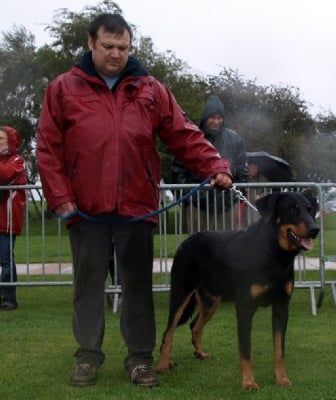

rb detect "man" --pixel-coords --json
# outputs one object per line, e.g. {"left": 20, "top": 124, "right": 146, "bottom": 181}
{"left": 171, "top": 94, "right": 248, "bottom": 232}
{"left": 37, "top": 14, "right": 232, "bottom": 388}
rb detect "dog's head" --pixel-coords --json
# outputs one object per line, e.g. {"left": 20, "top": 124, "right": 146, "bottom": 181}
{"left": 256, "top": 191, "right": 320, "bottom": 252}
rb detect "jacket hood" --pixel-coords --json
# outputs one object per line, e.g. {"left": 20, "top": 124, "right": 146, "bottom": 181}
{"left": 199, "top": 94, "right": 225, "bottom": 131}
{"left": 76, "top": 51, "right": 148, "bottom": 90}
{"left": 0, "top": 125, "right": 22, "bottom": 154}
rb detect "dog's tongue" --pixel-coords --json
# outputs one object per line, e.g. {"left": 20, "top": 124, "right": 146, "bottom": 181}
{"left": 301, "top": 237, "right": 313, "bottom": 250}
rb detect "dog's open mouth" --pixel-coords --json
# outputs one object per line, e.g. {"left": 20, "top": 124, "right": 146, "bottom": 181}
{"left": 287, "top": 230, "right": 313, "bottom": 250}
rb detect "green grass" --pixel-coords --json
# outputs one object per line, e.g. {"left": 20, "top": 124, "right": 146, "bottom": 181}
{"left": 1, "top": 283, "right": 336, "bottom": 399}
{"left": 3, "top": 207, "right": 336, "bottom": 399}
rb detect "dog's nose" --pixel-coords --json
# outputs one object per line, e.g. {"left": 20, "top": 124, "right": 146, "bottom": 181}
{"left": 310, "top": 227, "right": 320, "bottom": 239}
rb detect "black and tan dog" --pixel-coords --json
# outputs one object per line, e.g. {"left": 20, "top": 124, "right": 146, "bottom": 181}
{"left": 156, "top": 191, "right": 319, "bottom": 390}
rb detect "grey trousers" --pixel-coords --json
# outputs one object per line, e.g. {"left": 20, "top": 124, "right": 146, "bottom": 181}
{"left": 69, "top": 219, "right": 155, "bottom": 370}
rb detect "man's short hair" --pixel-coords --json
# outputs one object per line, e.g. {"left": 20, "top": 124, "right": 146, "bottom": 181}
{"left": 89, "top": 13, "right": 132, "bottom": 43}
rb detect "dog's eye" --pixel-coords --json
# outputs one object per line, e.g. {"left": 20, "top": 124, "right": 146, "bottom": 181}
{"left": 290, "top": 206, "right": 299, "bottom": 215}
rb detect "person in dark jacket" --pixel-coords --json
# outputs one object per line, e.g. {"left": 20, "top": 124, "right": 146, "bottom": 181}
{"left": 37, "top": 14, "right": 233, "bottom": 388}
{"left": 171, "top": 94, "right": 248, "bottom": 232}
{"left": 0, "top": 126, "right": 27, "bottom": 311}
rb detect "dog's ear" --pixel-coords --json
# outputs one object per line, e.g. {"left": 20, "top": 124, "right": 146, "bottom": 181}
{"left": 302, "top": 189, "right": 318, "bottom": 219}
{"left": 255, "top": 193, "right": 282, "bottom": 218}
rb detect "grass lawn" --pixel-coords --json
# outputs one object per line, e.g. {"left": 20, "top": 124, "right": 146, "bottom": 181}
{"left": 1, "top": 282, "right": 336, "bottom": 400}
{"left": 2, "top": 206, "right": 336, "bottom": 399}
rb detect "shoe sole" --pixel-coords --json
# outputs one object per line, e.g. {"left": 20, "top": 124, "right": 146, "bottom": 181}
{"left": 0, "top": 306, "right": 18, "bottom": 311}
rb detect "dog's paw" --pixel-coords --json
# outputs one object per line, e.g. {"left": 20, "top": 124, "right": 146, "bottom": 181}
{"left": 156, "top": 359, "right": 176, "bottom": 373}
{"left": 241, "top": 378, "right": 259, "bottom": 390}
{"left": 275, "top": 374, "right": 292, "bottom": 387}
{"left": 193, "top": 350, "right": 212, "bottom": 359}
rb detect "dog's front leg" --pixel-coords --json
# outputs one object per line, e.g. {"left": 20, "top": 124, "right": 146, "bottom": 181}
{"left": 236, "top": 304, "right": 259, "bottom": 390}
{"left": 272, "top": 298, "right": 292, "bottom": 387}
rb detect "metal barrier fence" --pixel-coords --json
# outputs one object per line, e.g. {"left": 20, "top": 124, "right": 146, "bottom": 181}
{"left": 1, "top": 182, "right": 336, "bottom": 315}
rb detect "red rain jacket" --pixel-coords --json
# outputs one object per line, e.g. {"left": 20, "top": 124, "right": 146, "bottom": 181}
{"left": 0, "top": 126, "right": 27, "bottom": 234}
{"left": 37, "top": 53, "right": 232, "bottom": 224}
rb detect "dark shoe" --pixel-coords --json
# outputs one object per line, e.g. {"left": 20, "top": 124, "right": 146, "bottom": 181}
{"left": 130, "top": 364, "right": 159, "bottom": 388}
{"left": 0, "top": 301, "right": 18, "bottom": 311}
{"left": 70, "top": 363, "right": 97, "bottom": 387}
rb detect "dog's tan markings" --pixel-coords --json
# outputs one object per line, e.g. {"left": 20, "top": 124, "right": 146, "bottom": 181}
{"left": 279, "top": 223, "right": 310, "bottom": 251}
{"left": 278, "top": 224, "right": 291, "bottom": 251}
{"left": 240, "top": 357, "right": 259, "bottom": 390}
{"left": 273, "top": 332, "right": 292, "bottom": 386}
{"left": 156, "top": 291, "right": 195, "bottom": 373}
{"left": 192, "top": 294, "right": 221, "bottom": 359}
{"left": 284, "top": 280, "right": 293, "bottom": 296}
{"left": 250, "top": 284, "right": 270, "bottom": 299}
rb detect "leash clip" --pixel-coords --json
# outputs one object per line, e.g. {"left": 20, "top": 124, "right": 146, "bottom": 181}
{"left": 230, "top": 185, "right": 258, "bottom": 212}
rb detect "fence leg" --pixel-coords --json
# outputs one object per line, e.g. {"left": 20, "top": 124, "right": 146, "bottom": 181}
{"left": 309, "top": 286, "right": 317, "bottom": 316}
{"left": 113, "top": 293, "right": 120, "bottom": 314}
{"left": 329, "top": 282, "right": 336, "bottom": 307}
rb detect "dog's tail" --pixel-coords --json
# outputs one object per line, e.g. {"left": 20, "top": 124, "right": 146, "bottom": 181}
{"left": 168, "top": 285, "right": 197, "bottom": 327}
{"left": 168, "top": 247, "right": 199, "bottom": 327}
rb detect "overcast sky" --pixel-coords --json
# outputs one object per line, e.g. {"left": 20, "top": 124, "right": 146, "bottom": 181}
{"left": 2, "top": 0, "right": 336, "bottom": 116}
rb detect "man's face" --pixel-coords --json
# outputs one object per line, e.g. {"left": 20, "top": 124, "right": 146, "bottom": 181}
{"left": 88, "top": 27, "right": 131, "bottom": 77}
{"left": 205, "top": 114, "right": 224, "bottom": 132}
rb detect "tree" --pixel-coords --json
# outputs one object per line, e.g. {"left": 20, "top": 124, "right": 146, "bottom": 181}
{"left": 0, "top": 26, "right": 41, "bottom": 181}
{"left": 305, "top": 112, "right": 336, "bottom": 182}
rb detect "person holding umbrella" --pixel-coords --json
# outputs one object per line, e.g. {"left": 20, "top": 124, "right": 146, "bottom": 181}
{"left": 247, "top": 161, "right": 269, "bottom": 202}
{"left": 246, "top": 151, "right": 294, "bottom": 182}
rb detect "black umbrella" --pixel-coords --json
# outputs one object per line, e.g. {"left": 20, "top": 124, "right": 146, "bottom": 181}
{"left": 246, "top": 151, "right": 294, "bottom": 182}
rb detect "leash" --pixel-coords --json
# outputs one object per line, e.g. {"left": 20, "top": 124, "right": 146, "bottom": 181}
{"left": 230, "top": 185, "right": 259, "bottom": 212}
{"left": 54, "top": 176, "right": 212, "bottom": 223}
{"left": 54, "top": 179, "right": 259, "bottom": 223}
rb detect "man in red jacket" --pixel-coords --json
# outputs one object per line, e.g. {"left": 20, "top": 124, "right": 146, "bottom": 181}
{"left": 37, "top": 13, "right": 232, "bottom": 388}
{"left": 0, "top": 126, "right": 27, "bottom": 311}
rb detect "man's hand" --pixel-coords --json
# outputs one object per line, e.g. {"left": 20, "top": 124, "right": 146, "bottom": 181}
{"left": 55, "top": 202, "right": 77, "bottom": 217}
{"left": 210, "top": 173, "right": 233, "bottom": 190}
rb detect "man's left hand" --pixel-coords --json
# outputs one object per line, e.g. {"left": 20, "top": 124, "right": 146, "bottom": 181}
{"left": 210, "top": 173, "right": 233, "bottom": 190}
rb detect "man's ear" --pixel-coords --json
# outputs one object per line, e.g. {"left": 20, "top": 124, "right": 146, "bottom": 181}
{"left": 88, "top": 35, "right": 93, "bottom": 51}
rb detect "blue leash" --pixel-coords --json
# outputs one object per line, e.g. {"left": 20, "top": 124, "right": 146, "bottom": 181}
{"left": 54, "top": 176, "right": 213, "bottom": 223}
